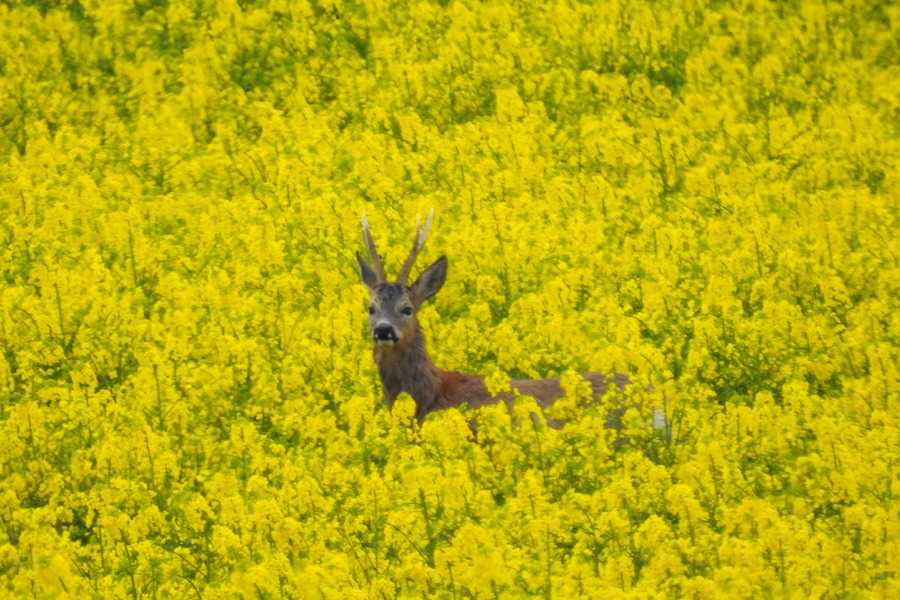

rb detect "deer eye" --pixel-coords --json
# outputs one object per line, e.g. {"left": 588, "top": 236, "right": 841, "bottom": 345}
{"left": 401, "top": 307, "right": 413, "bottom": 316}
{"left": 367, "top": 306, "right": 375, "bottom": 315}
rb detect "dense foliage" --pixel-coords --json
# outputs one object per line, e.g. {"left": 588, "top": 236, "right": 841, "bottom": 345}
{"left": 1, "top": 0, "right": 898, "bottom": 597}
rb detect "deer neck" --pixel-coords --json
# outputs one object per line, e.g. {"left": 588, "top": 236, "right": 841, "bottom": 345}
{"left": 373, "top": 328, "right": 441, "bottom": 415}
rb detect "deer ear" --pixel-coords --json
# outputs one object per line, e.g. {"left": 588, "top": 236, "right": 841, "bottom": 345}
{"left": 357, "top": 252, "right": 379, "bottom": 291}
{"left": 411, "top": 256, "right": 447, "bottom": 302}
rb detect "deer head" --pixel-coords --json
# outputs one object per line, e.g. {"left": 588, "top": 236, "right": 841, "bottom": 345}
{"left": 356, "top": 208, "right": 447, "bottom": 349}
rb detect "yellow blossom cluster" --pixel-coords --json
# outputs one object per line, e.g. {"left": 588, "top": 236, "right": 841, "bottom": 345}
{"left": 1, "top": 0, "right": 899, "bottom": 597}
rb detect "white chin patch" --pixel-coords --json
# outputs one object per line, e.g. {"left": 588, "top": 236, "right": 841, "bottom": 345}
{"left": 375, "top": 339, "right": 396, "bottom": 346}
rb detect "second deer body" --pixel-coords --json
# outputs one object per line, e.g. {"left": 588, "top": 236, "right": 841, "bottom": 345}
{"left": 357, "top": 209, "right": 632, "bottom": 426}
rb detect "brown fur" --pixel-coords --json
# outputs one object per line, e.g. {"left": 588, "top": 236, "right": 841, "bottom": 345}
{"left": 373, "top": 327, "right": 628, "bottom": 425}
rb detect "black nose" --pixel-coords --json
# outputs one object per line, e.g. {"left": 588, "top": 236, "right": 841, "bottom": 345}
{"left": 373, "top": 324, "right": 396, "bottom": 341}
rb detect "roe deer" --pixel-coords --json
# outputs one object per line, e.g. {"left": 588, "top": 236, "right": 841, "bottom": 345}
{"left": 356, "top": 208, "right": 654, "bottom": 430}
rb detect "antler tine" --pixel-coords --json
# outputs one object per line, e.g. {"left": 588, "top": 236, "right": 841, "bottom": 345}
{"left": 397, "top": 208, "right": 434, "bottom": 284}
{"left": 361, "top": 211, "right": 387, "bottom": 283}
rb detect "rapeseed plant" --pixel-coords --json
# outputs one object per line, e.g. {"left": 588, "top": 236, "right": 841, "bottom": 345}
{"left": 0, "top": 0, "right": 898, "bottom": 597}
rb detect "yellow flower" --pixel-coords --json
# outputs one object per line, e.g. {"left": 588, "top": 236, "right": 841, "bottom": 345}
{"left": 0, "top": 0, "right": 897, "bottom": 596}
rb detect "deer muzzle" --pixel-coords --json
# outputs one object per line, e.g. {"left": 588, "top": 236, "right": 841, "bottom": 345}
{"left": 373, "top": 323, "right": 398, "bottom": 345}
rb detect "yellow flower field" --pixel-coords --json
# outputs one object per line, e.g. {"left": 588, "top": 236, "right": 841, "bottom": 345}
{"left": 1, "top": 0, "right": 898, "bottom": 597}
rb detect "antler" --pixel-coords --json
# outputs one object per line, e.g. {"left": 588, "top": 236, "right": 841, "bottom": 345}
{"left": 397, "top": 208, "right": 434, "bottom": 284}
{"left": 361, "top": 211, "right": 387, "bottom": 283}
